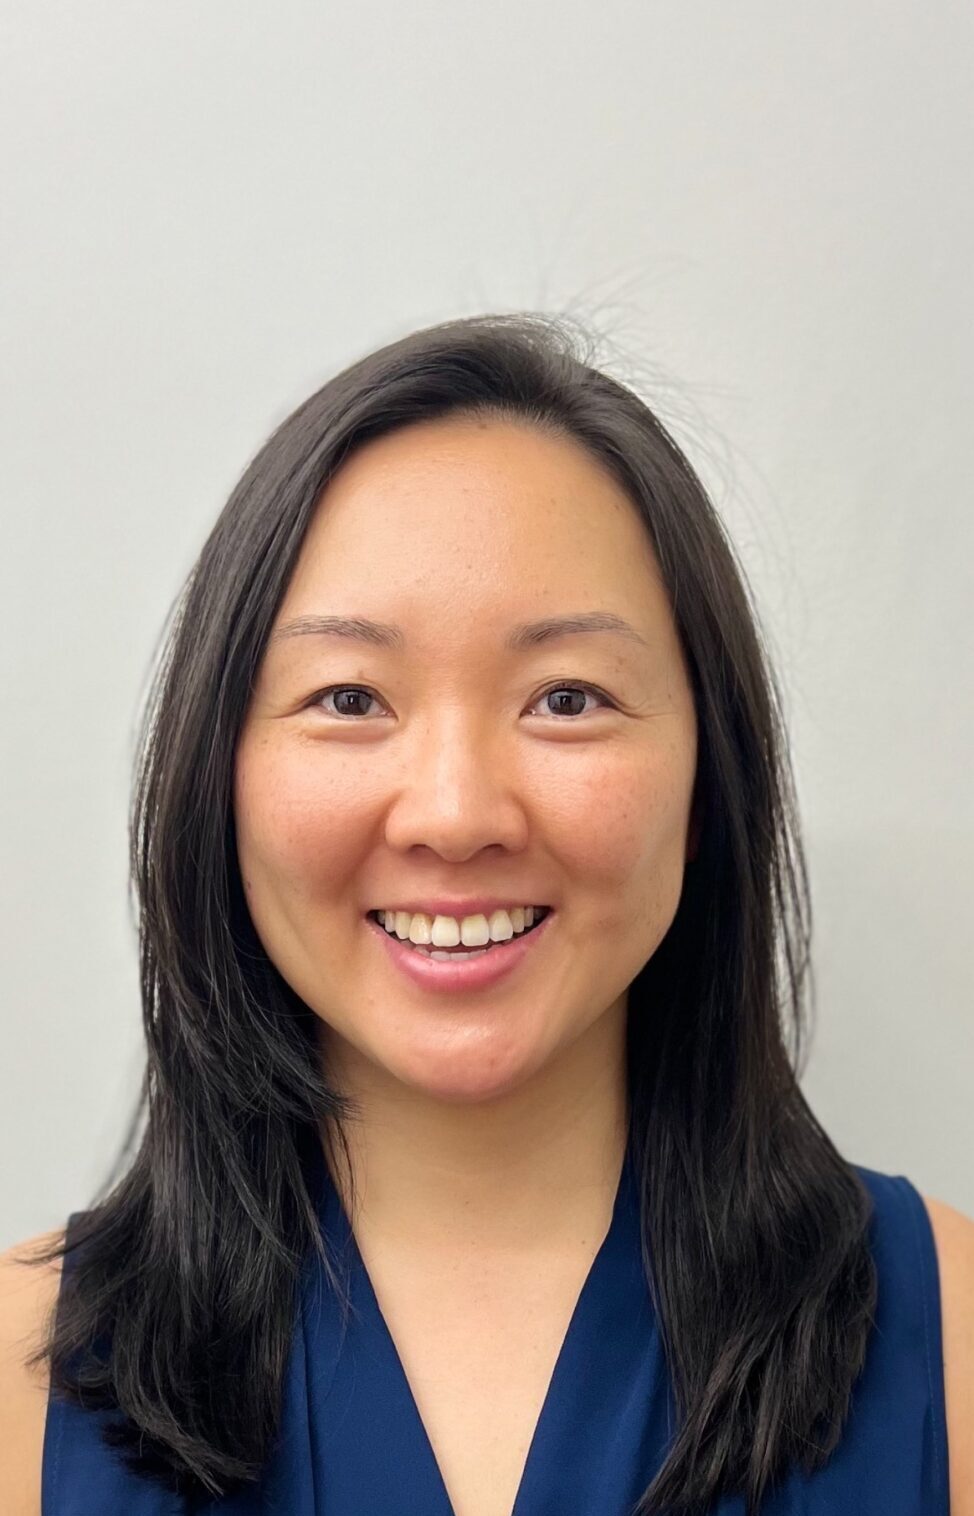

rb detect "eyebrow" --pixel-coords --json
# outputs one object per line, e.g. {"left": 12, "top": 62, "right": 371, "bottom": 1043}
{"left": 269, "top": 610, "right": 651, "bottom": 653}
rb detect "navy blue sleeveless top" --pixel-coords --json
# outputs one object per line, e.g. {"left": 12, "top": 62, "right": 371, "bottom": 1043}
{"left": 42, "top": 1146, "right": 949, "bottom": 1514}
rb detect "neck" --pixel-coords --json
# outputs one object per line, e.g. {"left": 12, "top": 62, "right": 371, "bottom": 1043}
{"left": 317, "top": 998, "right": 630, "bottom": 1256}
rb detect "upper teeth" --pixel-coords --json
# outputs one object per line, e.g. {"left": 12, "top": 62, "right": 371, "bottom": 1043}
{"left": 375, "top": 906, "right": 545, "bottom": 948}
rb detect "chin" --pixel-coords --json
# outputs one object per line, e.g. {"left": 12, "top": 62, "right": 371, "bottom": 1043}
{"left": 386, "top": 1033, "right": 550, "bottom": 1106}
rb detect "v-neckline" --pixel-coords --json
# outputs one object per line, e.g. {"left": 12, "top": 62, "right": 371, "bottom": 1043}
{"left": 324, "top": 1146, "right": 637, "bottom": 1516}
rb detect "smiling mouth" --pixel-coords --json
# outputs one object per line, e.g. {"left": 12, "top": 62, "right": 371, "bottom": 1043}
{"left": 366, "top": 908, "right": 553, "bottom": 954}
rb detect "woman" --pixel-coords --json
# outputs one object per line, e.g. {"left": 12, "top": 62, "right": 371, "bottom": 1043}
{"left": 1, "top": 312, "right": 970, "bottom": 1516}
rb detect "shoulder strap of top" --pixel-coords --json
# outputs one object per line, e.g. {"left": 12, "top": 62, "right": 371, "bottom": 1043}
{"left": 42, "top": 1209, "right": 74, "bottom": 1511}
{"left": 42, "top": 1212, "right": 179, "bottom": 1515}
{"left": 852, "top": 1164, "right": 950, "bottom": 1511}
{"left": 43, "top": 1210, "right": 90, "bottom": 1514}
{"left": 896, "top": 1171, "right": 951, "bottom": 1498}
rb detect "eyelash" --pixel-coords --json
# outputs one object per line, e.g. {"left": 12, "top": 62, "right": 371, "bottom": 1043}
{"left": 307, "top": 681, "right": 614, "bottom": 720}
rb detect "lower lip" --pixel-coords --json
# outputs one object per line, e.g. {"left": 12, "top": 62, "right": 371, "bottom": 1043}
{"left": 365, "top": 910, "right": 555, "bottom": 993}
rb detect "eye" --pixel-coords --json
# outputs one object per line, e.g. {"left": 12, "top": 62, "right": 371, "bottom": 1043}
{"left": 307, "top": 681, "right": 614, "bottom": 720}
{"left": 310, "top": 686, "right": 386, "bottom": 718}
{"left": 529, "top": 682, "right": 614, "bottom": 718}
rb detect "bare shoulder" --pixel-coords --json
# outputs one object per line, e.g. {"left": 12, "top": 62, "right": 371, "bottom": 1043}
{"left": 0, "top": 1229, "right": 67, "bottom": 1516}
{"left": 921, "top": 1193, "right": 974, "bottom": 1516}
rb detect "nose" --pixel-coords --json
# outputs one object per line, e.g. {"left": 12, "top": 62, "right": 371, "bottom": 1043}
{"left": 380, "top": 709, "right": 530, "bottom": 862}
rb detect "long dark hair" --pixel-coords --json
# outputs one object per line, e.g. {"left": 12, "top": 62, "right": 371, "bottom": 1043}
{"left": 21, "top": 312, "right": 876, "bottom": 1515}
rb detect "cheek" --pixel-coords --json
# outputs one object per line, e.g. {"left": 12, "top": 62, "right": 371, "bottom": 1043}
{"left": 233, "top": 743, "right": 354, "bottom": 910}
{"left": 545, "top": 744, "right": 692, "bottom": 930}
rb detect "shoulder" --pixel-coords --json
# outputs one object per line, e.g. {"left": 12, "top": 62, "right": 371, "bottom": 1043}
{"left": 920, "top": 1192, "right": 974, "bottom": 1516}
{"left": 0, "top": 1229, "right": 67, "bottom": 1516}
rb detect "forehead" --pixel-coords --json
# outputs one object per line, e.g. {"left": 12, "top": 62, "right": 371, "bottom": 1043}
{"left": 313, "top": 415, "right": 637, "bottom": 538}
{"left": 276, "top": 416, "right": 672, "bottom": 644}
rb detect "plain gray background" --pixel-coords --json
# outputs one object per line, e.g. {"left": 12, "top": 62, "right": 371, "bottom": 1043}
{"left": 1, "top": 1, "right": 971, "bottom": 1249}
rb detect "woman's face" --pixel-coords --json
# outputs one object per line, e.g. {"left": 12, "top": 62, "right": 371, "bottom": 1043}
{"left": 233, "top": 416, "right": 698, "bottom": 1104}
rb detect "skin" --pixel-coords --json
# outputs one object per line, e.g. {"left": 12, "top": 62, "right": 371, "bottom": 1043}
{"left": 232, "top": 414, "right": 701, "bottom": 1257}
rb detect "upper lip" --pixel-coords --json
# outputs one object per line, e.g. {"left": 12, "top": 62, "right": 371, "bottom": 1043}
{"left": 369, "top": 898, "right": 551, "bottom": 919}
